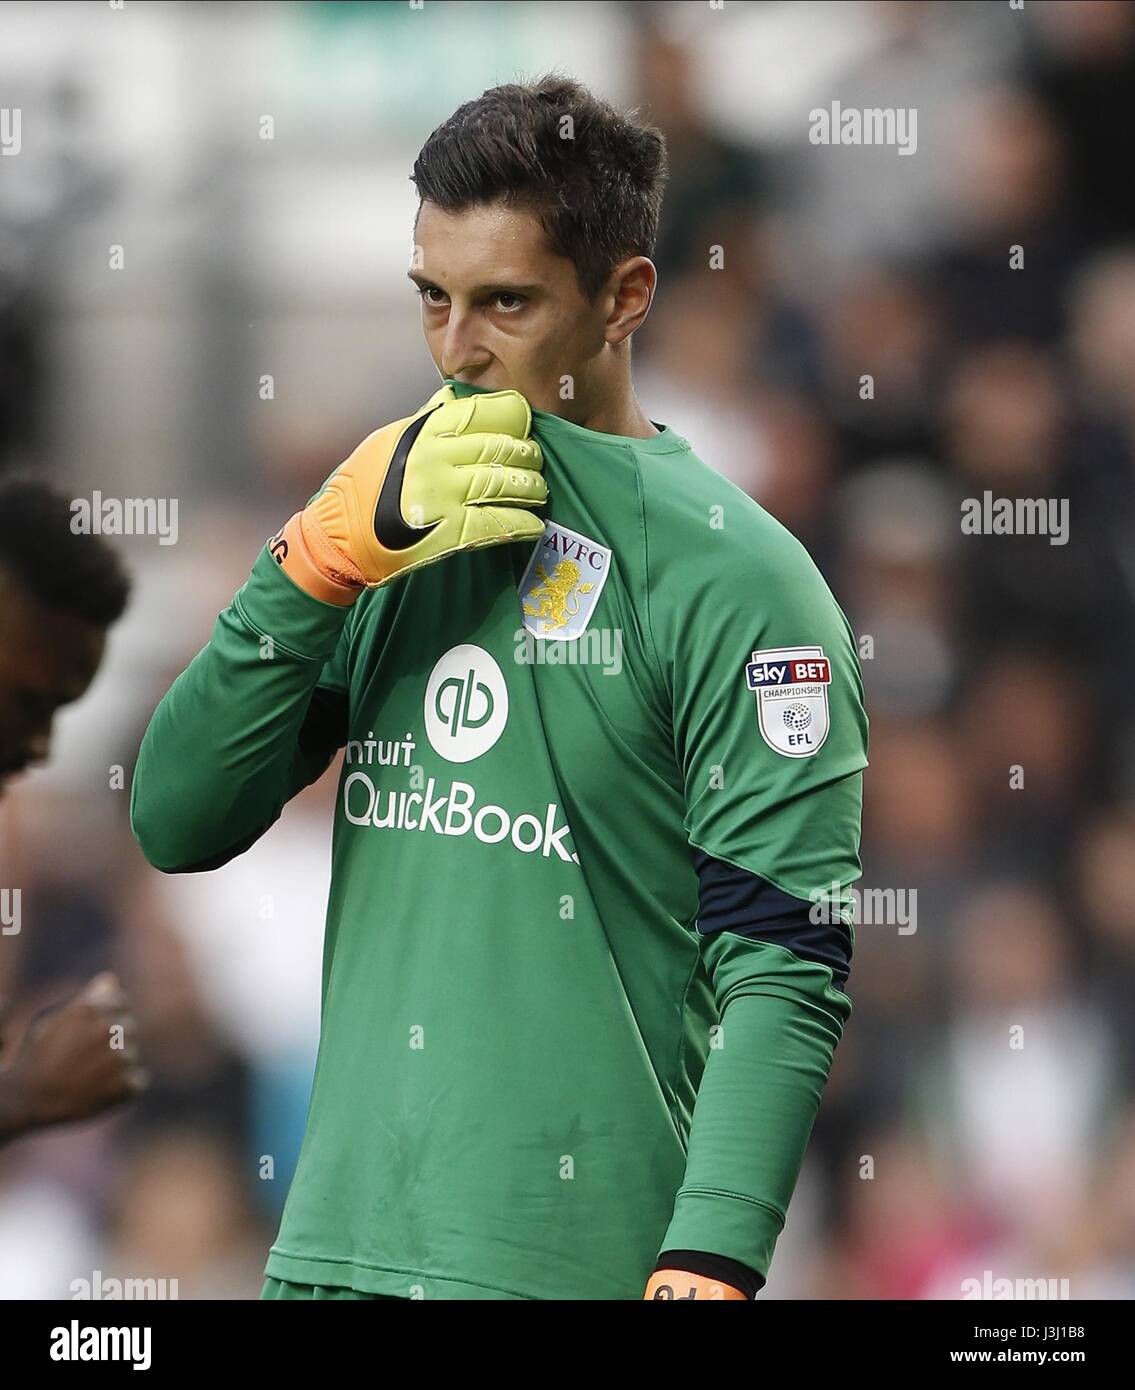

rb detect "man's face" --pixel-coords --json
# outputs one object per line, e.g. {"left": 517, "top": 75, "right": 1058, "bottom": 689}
{"left": 0, "top": 578, "right": 105, "bottom": 794}
{"left": 410, "top": 200, "right": 612, "bottom": 415}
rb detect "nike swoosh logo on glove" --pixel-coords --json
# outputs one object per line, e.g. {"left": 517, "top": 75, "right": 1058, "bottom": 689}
{"left": 373, "top": 406, "right": 443, "bottom": 550}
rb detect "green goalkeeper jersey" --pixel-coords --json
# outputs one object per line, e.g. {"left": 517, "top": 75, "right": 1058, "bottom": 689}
{"left": 131, "top": 381, "right": 868, "bottom": 1300}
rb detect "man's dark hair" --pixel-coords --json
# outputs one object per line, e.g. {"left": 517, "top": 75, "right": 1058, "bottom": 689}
{"left": 0, "top": 476, "right": 131, "bottom": 627}
{"left": 411, "top": 74, "right": 668, "bottom": 301}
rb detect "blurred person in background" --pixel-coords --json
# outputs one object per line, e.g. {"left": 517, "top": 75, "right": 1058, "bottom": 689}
{"left": 113, "top": 841, "right": 324, "bottom": 1230}
{"left": 1026, "top": 0, "right": 1135, "bottom": 248}
{"left": 815, "top": 270, "right": 944, "bottom": 471}
{"left": 100, "top": 1128, "right": 269, "bottom": 1300}
{"left": 632, "top": 20, "right": 768, "bottom": 288}
{"left": 1074, "top": 1107, "right": 1135, "bottom": 1297}
{"left": 958, "top": 649, "right": 1099, "bottom": 876}
{"left": 933, "top": 88, "right": 1079, "bottom": 347}
{"left": 787, "top": 0, "right": 1018, "bottom": 273}
{"left": 1066, "top": 250, "right": 1135, "bottom": 701}
{"left": 943, "top": 343, "right": 1130, "bottom": 677}
{"left": 915, "top": 883, "right": 1118, "bottom": 1279}
{"left": 831, "top": 1125, "right": 990, "bottom": 1300}
{"left": 0, "top": 478, "right": 146, "bottom": 1147}
{"left": 1076, "top": 812, "right": 1135, "bottom": 1092}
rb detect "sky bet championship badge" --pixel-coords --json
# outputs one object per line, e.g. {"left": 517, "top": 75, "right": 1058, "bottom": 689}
{"left": 746, "top": 646, "right": 831, "bottom": 757}
{"left": 518, "top": 521, "right": 612, "bottom": 640}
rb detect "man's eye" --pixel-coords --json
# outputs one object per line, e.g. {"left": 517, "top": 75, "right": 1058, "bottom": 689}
{"left": 418, "top": 286, "right": 447, "bottom": 307}
{"left": 493, "top": 292, "right": 525, "bottom": 312}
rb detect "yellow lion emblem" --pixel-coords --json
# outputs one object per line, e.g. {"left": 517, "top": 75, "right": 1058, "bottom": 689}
{"left": 522, "top": 559, "right": 594, "bottom": 633}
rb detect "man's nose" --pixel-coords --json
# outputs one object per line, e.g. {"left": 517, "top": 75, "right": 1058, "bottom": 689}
{"left": 440, "top": 308, "right": 490, "bottom": 379}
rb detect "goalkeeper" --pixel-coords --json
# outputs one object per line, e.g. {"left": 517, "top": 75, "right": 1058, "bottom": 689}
{"left": 132, "top": 76, "right": 867, "bottom": 1301}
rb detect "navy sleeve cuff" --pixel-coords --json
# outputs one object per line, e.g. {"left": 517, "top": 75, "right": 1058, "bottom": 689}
{"left": 691, "top": 847, "right": 852, "bottom": 987}
{"left": 654, "top": 1249, "right": 765, "bottom": 1299}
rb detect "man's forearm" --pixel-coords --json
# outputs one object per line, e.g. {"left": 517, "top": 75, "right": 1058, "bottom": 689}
{"left": 659, "top": 934, "right": 851, "bottom": 1282}
{"left": 131, "top": 546, "right": 351, "bottom": 872}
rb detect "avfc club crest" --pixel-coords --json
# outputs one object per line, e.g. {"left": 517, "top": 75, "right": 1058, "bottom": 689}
{"left": 518, "top": 521, "right": 612, "bottom": 640}
{"left": 745, "top": 646, "right": 832, "bottom": 757}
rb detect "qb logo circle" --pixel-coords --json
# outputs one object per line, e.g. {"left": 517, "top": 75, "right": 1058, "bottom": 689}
{"left": 424, "top": 644, "right": 508, "bottom": 763}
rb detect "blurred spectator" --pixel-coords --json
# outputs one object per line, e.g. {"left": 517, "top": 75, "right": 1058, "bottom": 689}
{"left": 633, "top": 21, "right": 769, "bottom": 286}
{"left": 837, "top": 1126, "right": 990, "bottom": 1300}
{"left": 1027, "top": 0, "right": 1135, "bottom": 247}
{"left": 933, "top": 88, "right": 1081, "bottom": 346}
{"left": 815, "top": 267, "right": 944, "bottom": 470}
{"left": 1076, "top": 812, "right": 1135, "bottom": 1091}
{"left": 103, "top": 1128, "right": 269, "bottom": 1299}
{"left": 918, "top": 884, "right": 1116, "bottom": 1241}
{"left": 958, "top": 650, "right": 1099, "bottom": 875}
{"left": 836, "top": 462, "right": 960, "bottom": 717}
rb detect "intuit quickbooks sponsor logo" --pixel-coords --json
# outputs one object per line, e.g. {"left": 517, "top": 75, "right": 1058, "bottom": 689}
{"left": 343, "top": 773, "right": 579, "bottom": 865}
{"left": 424, "top": 644, "right": 508, "bottom": 762}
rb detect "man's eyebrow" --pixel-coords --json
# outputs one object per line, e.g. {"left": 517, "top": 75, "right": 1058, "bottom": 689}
{"left": 406, "top": 271, "right": 542, "bottom": 295}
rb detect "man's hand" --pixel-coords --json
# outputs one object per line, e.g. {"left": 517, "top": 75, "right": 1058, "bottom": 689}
{"left": 644, "top": 1269, "right": 749, "bottom": 1299}
{"left": 270, "top": 384, "right": 547, "bottom": 604}
{"left": 0, "top": 973, "right": 148, "bottom": 1143}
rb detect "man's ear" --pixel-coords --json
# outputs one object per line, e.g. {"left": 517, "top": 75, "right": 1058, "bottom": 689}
{"left": 605, "top": 256, "right": 657, "bottom": 346}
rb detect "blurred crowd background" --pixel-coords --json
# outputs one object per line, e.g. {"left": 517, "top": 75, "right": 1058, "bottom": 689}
{"left": 2, "top": 0, "right": 1134, "bottom": 1299}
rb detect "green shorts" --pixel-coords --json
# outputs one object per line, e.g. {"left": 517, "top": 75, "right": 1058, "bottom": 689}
{"left": 261, "top": 1276, "right": 403, "bottom": 1301}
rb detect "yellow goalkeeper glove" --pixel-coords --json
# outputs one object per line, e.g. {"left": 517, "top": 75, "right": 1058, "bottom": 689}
{"left": 269, "top": 384, "right": 547, "bottom": 603}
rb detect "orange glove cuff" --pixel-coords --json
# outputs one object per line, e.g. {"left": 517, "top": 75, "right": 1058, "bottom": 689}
{"left": 268, "top": 512, "right": 362, "bottom": 607}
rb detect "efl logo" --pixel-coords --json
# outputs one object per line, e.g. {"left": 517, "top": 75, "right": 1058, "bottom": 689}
{"left": 746, "top": 645, "right": 831, "bottom": 757}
